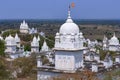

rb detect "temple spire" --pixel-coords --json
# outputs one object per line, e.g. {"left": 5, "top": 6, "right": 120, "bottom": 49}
{"left": 68, "top": 5, "right": 71, "bottom": 19}
{"left": 66, "top": 5, "right": 73, "bottom": 23}
{"left": 113, "top": 32, "right": 116, "bottom": 37}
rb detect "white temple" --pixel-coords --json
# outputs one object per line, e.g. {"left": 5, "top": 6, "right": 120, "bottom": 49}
{"left": 103, "top": 33, "right": 120, "bottom": 51}
{"left": 54, "top": 8, "right": 85, "bottom": 71}
{"left": 20, "top": 20, "right": 38, "bottom": 34}
{"left": 41, "top": 40, "right": 49, "bottom": 52}
{"left": 15, "top": 33, "right": 20, "bottom": 48}
{"left": 54, "top": 10, "right": 84, "bottom": 49}
{"left": 109, "top": 33, "right": 120, "bottom": 51}
{"left": 31, "top": 36, "right": 39, "bottom": 53}
{"left": 5, "top": 34, "right": 16, "bottom": 53}
{"left": 20, "top": 20, "right": 29, "bottom": 34}
{"left": 4, "top": 34, "right": 26, "bottom": 59}
{"left": 29, "top": 27, "right": 38, "bottom": 34}
{"left": 103, "top": 35, "right": 109, "bottom": 50}
{"left": 35, "top": 6, "right": 120, "bottom": 80}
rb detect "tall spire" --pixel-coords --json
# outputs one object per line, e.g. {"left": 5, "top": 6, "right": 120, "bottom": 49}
{"left": 68, "top": 5, "right": 71, "bottom": 19}
{"left": 66, "top": 5, "right": 73, "bottom": 23}
{"left": 113, "top": 32, "right": 116, "bottom": 37}
{"left": 23, "top": 20, "right": 25, "bottom": 24}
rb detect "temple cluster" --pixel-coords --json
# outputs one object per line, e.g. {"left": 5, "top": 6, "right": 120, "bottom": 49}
{"left": 103, "top": 33, "right": 120, "bottom": 51}
{"left": 0, "top": 21, "right": 49, "bottom": 59}
{"left": 36, "top": 9, "right": 120, "bottom": 80}
{"left": 20, "top": 20, "right": 38, "bottom": 34}
{"left": 0, "top": 7, "right": 120, "bottom": 80}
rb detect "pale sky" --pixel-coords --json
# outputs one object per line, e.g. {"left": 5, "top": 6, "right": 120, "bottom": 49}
{"left": 0, "top": 0, "right": 120, "bottom": 19}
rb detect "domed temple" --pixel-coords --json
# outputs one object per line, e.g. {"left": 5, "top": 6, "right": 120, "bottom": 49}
{"left": 54, "top": 9, "right": 84, "bottom": 49}
{"left": 20, "top": 20, "right": 38, "bottom": 34}
{"left": 31, "top": 36, "right": 39, "bottom": 53}
{"left": 37, "top": 7, "right": 120, "bottom": 80}
{"left": 102, "top": 33, "right": 120, "bottom": 51}
{"left": 4, "top": 34, "right": 25, "bottom": 59}
{"left": 5, "top": 34, "right": 17, "bottom": 53}
{"left": 109, "top": 33, "right": 120, "bottom": 51}
{"left": 53, "top": 8, "right": 85, "bottom": 71}
{"left": 20, "top": 20, "right": 29, "bottom": 34}
{"left": 0, "top": 4, "right": 119, "bottom": 80}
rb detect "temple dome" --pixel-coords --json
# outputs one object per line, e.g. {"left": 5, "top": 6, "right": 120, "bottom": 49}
{"left": 5, "top": 35, "right": 16, "bottom": 45}
{"left": 109, "top": 33, "right": 119, "bottom": 45}
{"left": 59, "top": 10, "right": 79, "bottom": 34}
{"left": 5, "top": 35, "right": 14, "bottom": 41}
{"left": 60, "top": 23, "right": 79, "bottom": 34}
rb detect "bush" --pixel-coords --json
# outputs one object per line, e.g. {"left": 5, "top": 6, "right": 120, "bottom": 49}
{"left": 0, "top": 57, "right": 11, "bottom": 79}
{"left": 0, "top": 40, "right": 5, "bottom": 56}
{"left": 13, "top": 56, "right": 36, "bottom": 78}
{"left": 2, "top": 29, "right": 19, "bottom": 38}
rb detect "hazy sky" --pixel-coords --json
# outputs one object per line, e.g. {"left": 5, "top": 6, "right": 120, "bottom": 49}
{"left": 0, "top": 0, "right": 120, "bottom": 19}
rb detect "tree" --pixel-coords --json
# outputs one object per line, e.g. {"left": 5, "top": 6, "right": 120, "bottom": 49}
{"left": 0, "top": 40, "right": 5, "bottom": 56}
{"left": 20, "top": 34, "right": 33, "bottom": 42}
{"left": 41, "top": 54, "right": 49, "bottom": 65}
{"left": 2, "top": 29, "right": 19, "bottom": 38}
{"left": 24, "top": 43, "right": 31, "bottom": 51}
{"left": 46, "top": 35, "right": 55, "bottom": 48}
{"left": 13, "top": 55, "right": 36, "bottom": 78}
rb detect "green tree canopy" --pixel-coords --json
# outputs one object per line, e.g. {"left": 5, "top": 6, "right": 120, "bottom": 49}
{"left": 0, "top": 40, "right": 5, "bottom": 56}
{"left": 2, "top": 29, "right": 19, "bottom": 38}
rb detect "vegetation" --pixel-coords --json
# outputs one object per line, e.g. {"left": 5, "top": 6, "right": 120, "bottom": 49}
{"left": 99, "top": 49, "right": 107, "bottom": 60}
{"left": 2, "top": 29, "right": 19, "bottom": 38}
{"left": 0, "top": 40, "right": 5, "bottom": 56}
{"left": 1, "top": 21, "right": 120, "bottom": 80}
{"left": 103, "top": 69, "right": 120, "bottom": 80}
{"left": 20, "top": 34, "right": 33, "bottom": 42}
{"left": 0, "top": 57, "right": 11, "bottom": 79}
{"left": 50, "top": 70, "right": 99, "bottom": 80}
{"left": 104, "top": 73, "right": 112, "bottom": 80}
{"left": 41, "top": 54, "right": 49, "bottom": 65}
{"left": 24, "top": 43, "right": 31, "bottom": 51}
{"left": 46, "top": 35, "right": 55, "bottom": 48}
{"left": 13, "top": 54, "right": 36, "bottom": 78}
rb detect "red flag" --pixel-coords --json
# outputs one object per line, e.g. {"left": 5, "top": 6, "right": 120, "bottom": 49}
{"left": 71, "top": 2, "right": 75, "bottom": 8}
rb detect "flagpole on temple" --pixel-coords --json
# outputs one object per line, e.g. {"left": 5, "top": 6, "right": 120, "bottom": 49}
{"left": 68, "top": 4, "right": 71, "bottom": 19}
{"left": 68, "top": 3, "right": 75, "bottom": 19}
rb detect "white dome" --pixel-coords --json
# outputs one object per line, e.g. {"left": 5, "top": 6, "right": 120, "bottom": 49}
{"left": 59, "top": 11, "right": 79, "bottom": 34}
{"left": 60, "top": 23, "right": 79, "bottom": 34}
{"left": 5, "top": 35, "right": 16, "bottom": 45}
{"left": 5, "top": 35, "right": 14, "bottom": 41}
{"left": 109, "top": 33, "right": 119, "bottom": 45}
